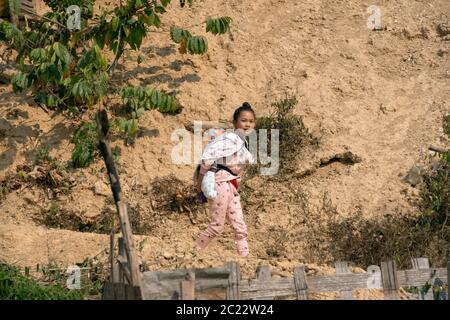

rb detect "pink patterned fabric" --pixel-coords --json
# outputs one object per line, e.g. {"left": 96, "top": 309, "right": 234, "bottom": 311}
{"left": 204, "top": 127, "right": 226, "bottom": 142}
{"left": 199, "top": 130, "right": 255, "bottom": 182}
{"left": 195, "top": 180, "right": 249, "bottom": 257}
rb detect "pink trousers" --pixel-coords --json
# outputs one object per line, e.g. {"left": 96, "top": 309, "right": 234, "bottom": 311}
{"left": 195, "top": 181, "right": 249, "bottom": 257}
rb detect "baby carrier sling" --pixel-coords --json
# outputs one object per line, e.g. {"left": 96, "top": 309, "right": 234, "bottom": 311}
{"left": 210, "top": 163, "right": 238, "bottom": 176}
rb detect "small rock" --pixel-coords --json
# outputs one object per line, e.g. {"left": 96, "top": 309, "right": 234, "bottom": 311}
{"left": 77, "top": 174, "right": 87, "bottom": 184}
{"left": 401, "top": 27, "right": 416, "bottom": 40}
{"left": 410, "top": 189, "right": 419, "bottom": 197}
{"left": 436, "top": 23, "right": 450, "bottom": 37}
{"left": 437, "top": 48, "right": 448, "bottom": 57}
{"left": 163, "top": 252, "right": 172, "bottom": 259}
{"left": 0, "top": 63, "right": 16, "bottom": 84}
{"left": 68, "top": 176, "right": 76, "bottom": 184}
{"left": 420, "top": 26, "right": 430, "bottom": 39}
{"left": 93, "top": 181, "right": 110, "bottom": 196}
{"left": 402, "top": 165, "right": 426, "bottom": 187}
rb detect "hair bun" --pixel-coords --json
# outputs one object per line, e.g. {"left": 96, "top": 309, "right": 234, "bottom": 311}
{"left": 233, "top": 102, "right": 256, "bottom": 122}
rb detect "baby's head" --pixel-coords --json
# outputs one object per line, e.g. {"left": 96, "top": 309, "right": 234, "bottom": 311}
{"left": 233, "top": 102, "right": 256, "bottom": 135}
{"left": 205, "top": 127, "right": 225, "bottom": 142}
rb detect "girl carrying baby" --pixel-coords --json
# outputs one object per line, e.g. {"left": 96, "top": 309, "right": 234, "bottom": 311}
{"left": 194, "top": 102, "right": 256, "bottom": 257}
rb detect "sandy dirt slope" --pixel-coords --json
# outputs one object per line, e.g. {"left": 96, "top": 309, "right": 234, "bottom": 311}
{"left": 0, "top": 0, "right": 449, "bottom": 289}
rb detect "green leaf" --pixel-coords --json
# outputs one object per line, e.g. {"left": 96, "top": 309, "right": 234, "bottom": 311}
{"left": 146, "top": 11, "right": 155, "bottom": 26}
{"left": 111, "top": 16, "right": 120, "bottom": 32}
{"left": 219, "top": 18, "right": 226, "bottom": 33}
{"left": 206, "top": 17, "right": 232, "bottom": 35}
{"left": 71, "top": 120, "right": 98, "bottom": 168}
{"left": 120, "top": 85, "right": 178, "bottom": 114}
{"left": 135, "top": 0, "right": 143, "bottom": 8}
{"left": 47, "top": 63, "right": 61, "bottom": 82}
{"left": 135, "top": 26, "right": 144, "bottom": 49}
{"left": 93, "top": 72, "right": 109, "bottom": 97}
{"left": 94, "top": 31, "right": 106, "bottom": 49}
{"left": 118, "top": 119, "right": 138, "bottom": 139}
{"left": 153, "top": 13, "right": 161, "bottom": 28}
{"left": 11, "top": 71, "right": 30, "bottom": 92}
{"left": 146, "top": 11, "right": 160, "bottom": 27}
{"left": 46, "top": 95, "right": 58, "bottom": 107}
{"left": 155, "top": 6, "right": 167, "bottom": 14}
{"left": 72, "top": 80, "right": 92, "bottom": 102}
{"left": 161, "top": 0, "right": 172, "bottom": 7}
{"left": 136, "top": 107, "right": 145, "bottom": 118}
{"left": 170, "top": 27, "right": 192, "bottom": 43}
{"left": 50, "top": 52, "right": 57, "bottom": 64}
{"left": 30, "top": 48, "right": 46, "bottom": 64}
{"left": 53, "top": 43, "right": 71, "bottom": 64}
{"left": 187, "top": 36, "right": 207, "bottom": 54}
{"left": 78, "top": 45, "right": 108, "bottom": 72}
{"left": 194, "top": 37, "right": 200, "bottom": 53}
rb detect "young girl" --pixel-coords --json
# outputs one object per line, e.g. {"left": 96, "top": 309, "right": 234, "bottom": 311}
{"left": 194, "top": 102, "right": 256, "bottom": 257}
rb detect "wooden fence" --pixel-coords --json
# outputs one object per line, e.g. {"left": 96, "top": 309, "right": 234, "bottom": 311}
{"left": 102, "top": 256, "right": 449, "bottom": 300}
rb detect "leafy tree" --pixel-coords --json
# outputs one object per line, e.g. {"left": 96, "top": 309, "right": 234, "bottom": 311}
{"left": 0, "top": 0, "right": 232, "bottom": 165}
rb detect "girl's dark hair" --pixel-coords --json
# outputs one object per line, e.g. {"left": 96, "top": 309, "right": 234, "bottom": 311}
{"left": 233, "top": 102, "right": 255, "bottom": 122}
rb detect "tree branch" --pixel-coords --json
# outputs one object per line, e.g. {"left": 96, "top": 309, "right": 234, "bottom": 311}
{"left": 107, "top": 29, "right": 123, "bottom": 75}
{"left": 429, "top": 145, "right": 449, "bottom": 154}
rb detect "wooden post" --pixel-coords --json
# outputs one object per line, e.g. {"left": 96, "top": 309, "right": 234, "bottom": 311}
{"left": 118, "top": 237, "right": 125, "bottom": 283}
{"left": 115, "top": 283, "right": 125, "bottom": 300}
{"left": 96, "top": 110, "right": 143, "bottom": 300}
{"left": 256, "top": 266, "right": 272, "bottom": 280}
{"left": 109, "top": 231, "right": 115, "bottom": 284}
{"left": 255, "top": 266, "right": 274, "bottom": 300}
{"left": 102, "top": 281, "right": 114, "bottom": 300}
{"left": 335, "top": 261, "right": 353, "bottom": 300}
{"left": 447, "top": 255, "right": 450, "bottom": 300}
{"left": 117, "top": 256, "right": 132, "bottom": 283}
{"left": 181, "top": 271, "right": 196, "bottom": 300}
{"left": 118, "top": 237, "right": 124, "bottom": 256}
{"left": 293, "top": 266, "right": 308, "bottom": 300}
{"left": 411, "top": 257, "right": 430, "bottom": 270}
{"left": 117, "top": 201, "right": 142, "bottom": 290}
{"left": 19, "top": 0, "right": 37, "bottom": 17}
{"left": 381, "top": 261, "right": 400, "bottom": 300}
{"left": 411, "top": 258, "right": 433, "bottom": 300}
{"left": 226, "top": 261, "right": 240, "bottom": 300}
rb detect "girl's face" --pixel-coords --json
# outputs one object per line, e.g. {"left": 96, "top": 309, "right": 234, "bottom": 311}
{"left": 234, "top": 110, "right": 255, "bottom": 135}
